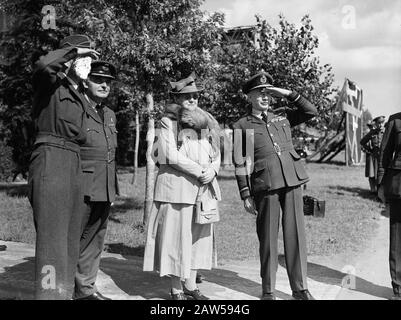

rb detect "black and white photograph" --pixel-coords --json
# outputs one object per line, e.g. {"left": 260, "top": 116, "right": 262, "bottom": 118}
{"left": 0, "top": 0, "right": 400, "bottom": 308}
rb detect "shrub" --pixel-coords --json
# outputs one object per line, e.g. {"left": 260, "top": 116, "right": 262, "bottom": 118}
{"left": 0, "top": 139, "right": 15, "bottom": 182}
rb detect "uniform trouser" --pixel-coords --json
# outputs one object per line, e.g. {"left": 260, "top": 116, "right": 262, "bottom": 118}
{"left": 28, "top": 144, "right": 83, "bottom": 300}
{"left": 254, "top": 186, "right": 308, "bottom": 293}
{"left": 389, "top": 200, "right": 401, "bottom": 294}
{"left": 369, "top": 178, "right": 377, "bottom": 193}
{"left": 74, "top": 201, "right": 110, "bottom": 299}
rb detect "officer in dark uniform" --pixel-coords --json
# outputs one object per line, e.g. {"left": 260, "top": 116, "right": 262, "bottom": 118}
{"left": 377, "top": 112, "right": 401, "bottom": 300}
{"left": 28, "top": 35, "right": 99, "bottom": 300}
{"left": 73, "top": 61, "right": 119, "bottom": 300}
{"left": 232, "top": 71, "right": 317, "bottom": 300}
{"left": 361, "top": 116, "right": 386, "bottom": 194}
{"left": 361, "top": 122, "right": 376, "bottom": 193}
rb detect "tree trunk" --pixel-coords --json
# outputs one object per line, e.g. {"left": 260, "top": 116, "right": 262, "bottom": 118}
{"left": 143, "top": 92, "right": 155, "bottom": 226}
{"left": 131, "top": 111, "right": 140, "bottom": 185}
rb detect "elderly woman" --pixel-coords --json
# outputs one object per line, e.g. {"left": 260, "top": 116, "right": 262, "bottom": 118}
{"left": 143, "top": 73, "right": 221, "bottom": 300}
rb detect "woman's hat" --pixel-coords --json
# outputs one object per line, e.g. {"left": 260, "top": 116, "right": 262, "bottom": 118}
{"left": 169, "top": 72, "right": 203, "bottom": 94}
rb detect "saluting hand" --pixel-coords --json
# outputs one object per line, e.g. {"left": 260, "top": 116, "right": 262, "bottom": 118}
{"left": 244, "top": 197, "right": 257, "bottom": 215}
{"left": 263, "top": 87, "right": 292, "bottom": 98}
{"left": 76, "top": 48, "right": 100, "bottom": 60}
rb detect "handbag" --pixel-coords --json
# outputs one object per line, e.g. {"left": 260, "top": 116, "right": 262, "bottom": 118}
{"left": 195, "top": 183, "right": 220, "bottom": 224}
{"left": 303, "top": 195, "right": 325, "bottom": 218}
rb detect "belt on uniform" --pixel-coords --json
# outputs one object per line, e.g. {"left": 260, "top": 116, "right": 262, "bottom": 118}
{"left": 34, "top": 132, "right": 80, "bottom": 153}
{"left": 80, "top": 147, "right": 115, "bottom": 162}
{"left": 263, "top": 142, "right": 295, "bottom": 156}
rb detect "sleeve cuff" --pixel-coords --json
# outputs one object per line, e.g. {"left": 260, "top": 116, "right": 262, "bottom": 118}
{"left": 288, "top": 91, "right": 301, "bottom": 103}
{"left": 62, "top": 47, "right": 78, "bottom": 62}
{"left": 240, "top": 188, "right": 251, "bottom": 200}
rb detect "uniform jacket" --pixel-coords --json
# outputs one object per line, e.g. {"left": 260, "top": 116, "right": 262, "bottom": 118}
{"left": 377, "top": 112, "right": 401, "bottom": 199}
{"left": 32, "top": 47, "right": 88, "bottom": 145}
{"left": 80, "top": 103, "right": 119, "bottom": 202}
{"left": 152, "top": 116, "right": 221, "bottom": 204}
{"left": 233, "top": 92, "right": 317, "bottom": 200}
{"left": 361, "top": 128, "right": 384, "bottom": 157}
{"left": 361, "top": 128, "right": 384, "bottom": 179}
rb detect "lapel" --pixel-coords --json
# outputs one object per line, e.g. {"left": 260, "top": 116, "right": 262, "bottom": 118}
{"left": 248, "top": 114, "right": 265, "bottom": 125}
{"left": 102, "top": 107, "right": 113, "bottom": 126}
{"left": 82, "top": 92, "right": 104, "bottom": 124}
{"left": 59, "top": 75, "right": 90, "bottom": 111}
{"left": 88, "top": 106, "right": 103, "bottom": 123}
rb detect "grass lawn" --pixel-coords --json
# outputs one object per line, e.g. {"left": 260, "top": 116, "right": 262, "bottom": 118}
{"left": 0, "top": 160, "right": 383, "bottom": 262}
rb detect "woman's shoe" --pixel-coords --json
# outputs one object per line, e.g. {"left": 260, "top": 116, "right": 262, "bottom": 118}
{"left": 170, "top": 290, "right": 187, "bottom": 300}
{"left": 196, "top": 274, "right": 204, "bottom": 283}
{"left": 183, "top": 287, "right": 209, "bottom": 300}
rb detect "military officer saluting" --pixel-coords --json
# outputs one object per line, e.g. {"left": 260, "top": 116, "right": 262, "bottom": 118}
{"left": 73, "top": 61, "right": 119, "bottom": 300}
{"left": 232, "top": 71, "right": 317, "bottom": 300}
{"left": 28, "top": 34, "right": 99, "bottom": 300}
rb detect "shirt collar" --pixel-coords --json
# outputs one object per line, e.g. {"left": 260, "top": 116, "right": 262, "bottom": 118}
{"left": 252, "top": 110, "right": 266, "bottom": 119}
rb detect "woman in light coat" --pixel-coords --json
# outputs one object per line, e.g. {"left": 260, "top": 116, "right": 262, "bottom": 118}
{"left": 143, "top": 73, "right": 221, "bottom": 300}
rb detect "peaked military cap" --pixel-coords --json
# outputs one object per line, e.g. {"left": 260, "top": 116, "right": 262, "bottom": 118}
{"left": 372, "top": 116, "right": 385, "bottom": 123}
{"left": 89, "top": 61, "right": 117, "bottom": 79}
{"left": 169, "top": 72, "right": 203, "bottom": 94}
{"left": 242, "top": 71, "right": 274, "bottom": 94}
{"left": 59, "top": 34, "right": 94, "bottom": 49}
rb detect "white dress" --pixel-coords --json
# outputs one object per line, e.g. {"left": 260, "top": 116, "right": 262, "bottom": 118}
{"left": 150, "top": 135, "right": 218, "bottom": 279}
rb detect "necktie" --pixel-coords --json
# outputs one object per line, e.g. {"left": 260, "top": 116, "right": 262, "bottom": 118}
{"left": 261, "top": 112, "right": 268, "bottom": 124}
{"left": 96, "top": 105, "right": 104, "bottom": 122}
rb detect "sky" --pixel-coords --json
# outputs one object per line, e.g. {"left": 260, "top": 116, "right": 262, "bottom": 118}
{"left": 201, "top": 0, "right": 401, "bottom": 119}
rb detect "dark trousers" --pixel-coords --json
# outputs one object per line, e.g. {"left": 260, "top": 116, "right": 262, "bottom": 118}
{"left": 369, "top": 178, "right": 377, "bottom": 193}
{"left": 74, "top": 201, "right": 110, "bottom": 299}
{"left": 28, "top": 145, "right": 83, "bottom": 300}
{"left": 389, "top": 200, "right": 401, "bottom": 293}
{"left": 254, "top": 186, "right": 308, "bottom": 293}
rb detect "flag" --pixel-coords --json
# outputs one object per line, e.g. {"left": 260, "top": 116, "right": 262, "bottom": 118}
{"left": 337, "top": 78, "right": 364, "bottom": 165}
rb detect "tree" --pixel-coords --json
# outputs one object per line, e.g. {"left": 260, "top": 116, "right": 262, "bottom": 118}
{"left": 208, "top": 14, "right": 337, "bottom": 139}
{"left": 0, "top": 0, "right": 122, "bottom": 178}
{"left": 0, "top": 0, "right": 224, "bottom": 226}
{"left": 106, "top": 0, "right": 223, "bottom": 225}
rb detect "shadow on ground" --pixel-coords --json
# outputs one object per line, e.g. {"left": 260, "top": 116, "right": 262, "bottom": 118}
{"left": 0, "top": 249, "right": 392, "bottom": 300}
{"left": 104, "top": 243, "right": 144, "bottom": 257}
{"left": 0, "top": 256, "right": 34, "bottom": 299}
{"left": 110, "top": 197, "right": 143, "bottom": 214}
{"left": 278, "top": 255, "right": 392, "bottom": 299}
{"left": 327, "top": 185, "right": 379, "bottom": 201}
{"left": 0, "top": 184, "right": 29, "bottom": 198}
{"left": 306, "top": 160, "right": 346, "bottom": 166}
{"left": 99, "top": 256, "right": 292, "bottom": 300}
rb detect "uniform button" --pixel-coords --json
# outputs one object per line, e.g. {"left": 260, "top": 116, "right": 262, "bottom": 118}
{"left": 270, "top": 134, "right": 273, "bottom": 137}
{"left": 267, "top": 125, "right": 270, "bottom": 128}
